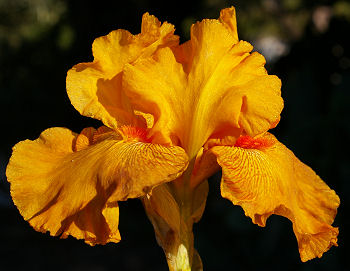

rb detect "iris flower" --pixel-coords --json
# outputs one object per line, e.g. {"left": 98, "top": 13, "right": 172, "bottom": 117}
{"left": 6, "top": 7, "right": 339, "bottom": 271}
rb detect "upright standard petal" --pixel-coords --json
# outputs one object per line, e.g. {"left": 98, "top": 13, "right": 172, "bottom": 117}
{"left": 6, "top": 127, "right": 188, "bottom": 245}
{"left": 67, "top": 13, "right": 179, "bottom": 129}
{"left": 123, "top": 47, "right": 188, "bottom": 145}
{"left": 123, "top": 8, "right": 283, "bottom": 158}
{"left": 218, "top": 7, "right": 238, "bottom": 41}
{"left": 211, "top": 133, "right": 340, "bottom": 261}
{"left": 183, "top": 20, "right": 283, "bottom": 154}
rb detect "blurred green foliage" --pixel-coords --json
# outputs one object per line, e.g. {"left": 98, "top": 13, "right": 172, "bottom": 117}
{"left": 0, "top": 0, "right": 349, "bottom": 270}
{"left": 0, "top": 0, "right": 66, "bottom": 47}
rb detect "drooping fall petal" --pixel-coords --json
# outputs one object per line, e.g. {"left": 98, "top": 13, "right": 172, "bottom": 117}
{"left": 123, "top": 8, "right": 283, "bottom": 158}
{"left": 211, "top": 133, "right": 340, "bottom": 262}
{"left": 66, "top": 13, "right": 179, "bottom": 129}
{"left": 6, "top": 127, "right": 188, "bottom": 245}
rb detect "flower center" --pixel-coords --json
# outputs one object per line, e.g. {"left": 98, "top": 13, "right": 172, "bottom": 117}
{"left": 234, "top": 135, "right": 274, "bottom": 149}
{"left": 119, "top": 125, "right": 151, "bottom": 142}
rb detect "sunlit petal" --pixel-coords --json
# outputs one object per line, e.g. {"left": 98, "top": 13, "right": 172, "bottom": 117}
{"left": 123, "top": 47, "right": 188, "bottom": 145}
{"left": 123, "top": 8, "right": 283, "bottom": 158}
{"left": 6, "top": 127, "right": 188, "bottom": 245}
{"left": 66, "top": 13, "right": 179, "bottom": 129}
{"left": 212, "top": 133, "right": 339, "bottom": 261}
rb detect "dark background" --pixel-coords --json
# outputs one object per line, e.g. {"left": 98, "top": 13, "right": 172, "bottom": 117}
{"left": 0, "top": 0, "right": 349, "bottom": 270}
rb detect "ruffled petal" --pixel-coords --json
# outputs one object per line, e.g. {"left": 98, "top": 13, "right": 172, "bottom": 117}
{"left": 211, "top": 133, "right": 340, "bottom": 262}
{"left": 218, "top": 7, "right": 238, "bottom": 41}
{"left": 123, "top": 47, "right": 188, "bottom": 146}
{"left": 6, "top": 127, "right": 188, "bottom": 245}
{"left": 67, "top": 62, "right": 136, "bottom": 129}
{"left": 123, "top": 8, "right": 283, "bottom": 158}
{"left": 183, "top": 8, "right": 282, "bottom": 150}
{"left": 184, "top": 30, "right": 283, "bottom": 152}
{"left": 66, "top": 13, "right": 179, "bottom": 129}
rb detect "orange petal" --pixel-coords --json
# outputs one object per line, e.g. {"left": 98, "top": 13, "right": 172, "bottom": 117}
{"left": 184, "top": 9, "right": 282, "bottom": 152}
{"left": 219, "top": 7, "right": 238, "bottom": 41}
{"left": 6, "top": 127, "right": 188, "bottom": 245}
{"left": 211, "top": 133, "right": 340, "bottom": 262}
{"left": 74, "top": 127, "right": 96, "bottom": 151}
{"left": 66, "top": 13, "right": 179, "bottom": 129}
{"left": 67, "top": 64, "right": 136, "bottom": 129}
{"left": 123, "top": 47, "right": 188, "bottom": 146}
{"left": 123, "top": 9, "right": 283, "bottom": 158}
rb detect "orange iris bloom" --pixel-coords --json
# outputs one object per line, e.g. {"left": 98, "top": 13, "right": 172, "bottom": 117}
{"left": 6, "top": 7, "right": 339, "bottom": 270}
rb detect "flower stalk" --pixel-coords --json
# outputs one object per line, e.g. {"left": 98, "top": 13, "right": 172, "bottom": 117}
{"left": 143, "top": 160, "right": 206, "bottom": 271}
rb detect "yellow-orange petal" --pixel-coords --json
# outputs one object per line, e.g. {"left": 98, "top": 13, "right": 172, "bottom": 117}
{"left": 74, "top": 127, "right": 96, "bottom": 151}
{"left": 211, "top": 133, "right": 340, "bottom": 262}
{"left": 123, "top": 9, "right": 283, "bottom": 158}
{"left": 184, "top": 10, "right": 282, "bottom": 152}
{"left": 219, "top": 6, "right": 238, "bottom": 42}
{"left": 6, "top": 127, "right": 188, "bottom": 245}
{"left": 67, "top": 63, "right": 137, "bottom": 129}
{"left": 123, "top": 47, "right": 188, "bottom": 146}
{"left": 66, "top": 13, "right": 179, "bottom": 129}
